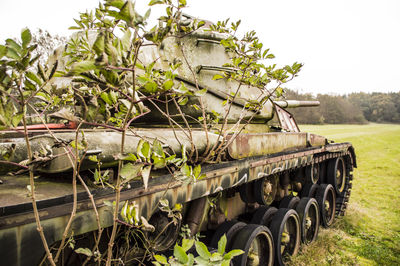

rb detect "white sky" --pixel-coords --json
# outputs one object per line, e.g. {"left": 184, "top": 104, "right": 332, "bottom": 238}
{"left": 1, "top": 0, "right": 399, "bottom": 94}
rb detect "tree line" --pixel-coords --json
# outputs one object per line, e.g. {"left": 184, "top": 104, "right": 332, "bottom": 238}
{"left": 283, "top": 89, "right": 400, "bottom": 124}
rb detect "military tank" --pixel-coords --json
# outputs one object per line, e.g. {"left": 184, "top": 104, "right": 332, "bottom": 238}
{"left": 0, "top": 18, "right": 356, "bottom": 266}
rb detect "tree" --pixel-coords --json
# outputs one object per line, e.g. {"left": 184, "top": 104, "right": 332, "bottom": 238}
{"left": 31, "top": 29, "right": 67, "bottom": 65}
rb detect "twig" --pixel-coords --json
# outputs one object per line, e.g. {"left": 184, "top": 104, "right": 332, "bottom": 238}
{"left": 18, "top": 76, "right": 56, "bottom": 266}
{"left": 53, "top": 122, "right": 82, "bottom": 262}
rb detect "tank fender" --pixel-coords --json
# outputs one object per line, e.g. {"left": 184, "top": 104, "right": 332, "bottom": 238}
{"left": 347, "top": 146, "right": 357, "bottom": 168}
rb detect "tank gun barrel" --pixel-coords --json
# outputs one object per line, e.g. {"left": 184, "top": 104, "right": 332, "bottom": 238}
{"left": 273, "top": 100, "right": 320, "bottom": 108}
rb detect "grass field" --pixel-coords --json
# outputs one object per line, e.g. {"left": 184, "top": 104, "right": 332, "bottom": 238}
{"left": 289, "top": 124, "right": 400, "bottom": 266}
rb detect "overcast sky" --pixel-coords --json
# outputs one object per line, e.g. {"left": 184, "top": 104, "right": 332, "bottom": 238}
{"left": 1, "top": 0, "right": 399, "bottom": 94}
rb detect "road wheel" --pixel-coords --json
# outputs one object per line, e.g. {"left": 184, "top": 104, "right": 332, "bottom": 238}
{"left": 279, "top": 195, "right": 300, "bottom": 209}
{"left": 231, "top": 224, "right": 274, "bottom": 266}
{"left": 254, "top": 175, "right": 278, "bottom": 205}
{"left": 327, "top": 157, "right": 347, "bottom": 196}
{"left": 316, "top": 184, "right": 336, "bottom": 227}
{"left": 210, "top": 220, "right": 246, "bottom": 250}
{"left": 250, "top": 206, "right": 278, "bottom": 227}
{"left": 269, "top": 208, "right": 301, "bottom": 266}
{"left": 240, "top": 182, "right": 257, "bottom": 203}
{"left": 305, "top": 163, "right": 320, "bottom": 184}
{"left": 300, "top": 183, "right": 319, "bottom": 198}
{"left": 295, "top": 197, "right": 320, "bottom": 244}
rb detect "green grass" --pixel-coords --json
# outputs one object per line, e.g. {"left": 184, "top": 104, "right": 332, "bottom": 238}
{"left": 289, "top": 124, "right": 400, "bottom": 266}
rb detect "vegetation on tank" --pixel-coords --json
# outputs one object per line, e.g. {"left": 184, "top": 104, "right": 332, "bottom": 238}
{"left": 0, "top": 0, "right": 306, "bottom": 265}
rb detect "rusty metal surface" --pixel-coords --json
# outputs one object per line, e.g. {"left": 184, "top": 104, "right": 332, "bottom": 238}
{"left": 227, "top": 132, "right": 327, "bottom": 159}
{"left": 227, "top": 132, "right": 308, "bottom": 159}
{"left": 275, "top": 105, "right": 300, "bottom": 132}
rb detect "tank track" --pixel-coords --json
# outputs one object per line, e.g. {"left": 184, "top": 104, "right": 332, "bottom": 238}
{"left": 312, "top": 150, "right": 353, "bottom": 218}
{"left": 335, "top": 152, "right": 353, "bottom": 217}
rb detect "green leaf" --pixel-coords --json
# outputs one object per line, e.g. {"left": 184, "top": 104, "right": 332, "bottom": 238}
{"left": 93, "top": 33, "right": 105, "bottom": 54}
{"left": 212, "top": 74, "right": 224, "bottom": 80}
{"left": 197, "top": 21, "right": 205, "bottom": 28}
{"left": 140, "top": 140, "right": 151, "bottom": 160}
{"left": 187, "top": 253, "right": 195, "bottom": 266}
{"left": 0, "top": 45, "right": 7, "bottom": 59}
{"left": 152, "top": 139, "right": 165, "bottom": 158}
{"left": 194, "top": 256, "right": 209, "bottom": 265}
{"left": 193, "top": 164, "right": 201, "bottom": 179}
{"left": 120, "top": 163, "right": 142, "bottom": 182}
{"left": 24, "top": 79, "right": 36, "bottom": 90}
{"left": 121, "top": 29, "right": 132, "bottom": 49}
{"left": 119, "top": 0, "right": 135, "bottom": 26}
{"left": 11, "top": 112, "right": 23, "bottom": 127}
{"left": 21, "top": 28, "right": 32, "bottom": 48}
{"left": 180, "top": 163, "right": 191, "bottom": 177}
{"left": 149, "top": 0, "right": 164, "bottom": 6}
{"left": 181, "top": 238, "right": 195, "bottom": 252}
{"left": 70, "top": 140, "right": 84, "bottom": 150}
{"left": 6, "top": 47, "right": 20, "bottom": 60}
{"left": 181, "top": 144, "right": 187, "bottom": 163}
{"left": 105, "top": 0, "right": 125, "bottom": 9}
{"left": 178, "top": 0, "right": 187, "bottom": 7}
{"left": 275, "top": 87, "right": 283, "bottom": 98}
{"left": 127, "top": 203, "right": 138, "bottom": 224}
{"left": 109, "top": 91, "right": 117, "bottom": 104}
{"left": 26, "top": 71, "right": 43, "bottom": 86}
{"left": 5, "top": 39, "right": 21, "bottom": 53}
{"left": 210, "top": 252, "right": 223, "bottom": 262}
{"left": 224, "top": 249, "right": 244, "bottom": 260}
{"left": 122, "top": 153, "right": 138, "bottom": 162}
{"left": 154, "top": 254, "right": 168, "bottom": 264}
{"left": 101, "top": 92, "right": 113, "bottom": 105}
{"left": 174, "top": 82, "right": 189, "bottom": 94}
{"left": 120, "top": 99, "right": 133, "bottom": 111}
{"left": 48, "top": 60, "right": 58, "bottom": 79}
{"left": 178, "top": 96, "right": 188, "bottom": 106}
{"left": 144, "top": 80, "right": 158, "bottom": 93}
{"left": 217, "top": 234, "right": 227, "bottom": 255}
{"left": 194, "top": 88, "right": 207, "bottom": 97}
{"left": 266, "top": 53, "right": 275, "bottom": 59}
{"left": 141, "top": 165, "right": 151, "bottom": 189}
{"left": 144, "top": 8, "right": 151, "bottom": 20}
{"left": 195, "top": 241, "right": 211, "bottom": 260}
{"left": 174, "top": 244, "right": 189, "bottom": 264}
{"left": 152, "top": 155, "right": 165, "bottom": 169}
{"left": 221, "top": 260, "right": 230, "bottom": 266}
{"left": 120, "top": 200, "right": 129, "bottom": 221}
{"left": 68, "top": 60, "right": 98, "bottom": 75}
{"left": 88, "top": 155, "right": 98, "bottom": 162}
{"left": 74, "top": 248, "right": 93, "bottom": 257}
{"left": 162, "top": 79, "right": 174, "bottom": 91}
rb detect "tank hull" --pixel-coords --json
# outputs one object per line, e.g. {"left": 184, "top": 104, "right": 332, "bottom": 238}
{"left": 0, "top": 136, "right": 356, "bottom": 265}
